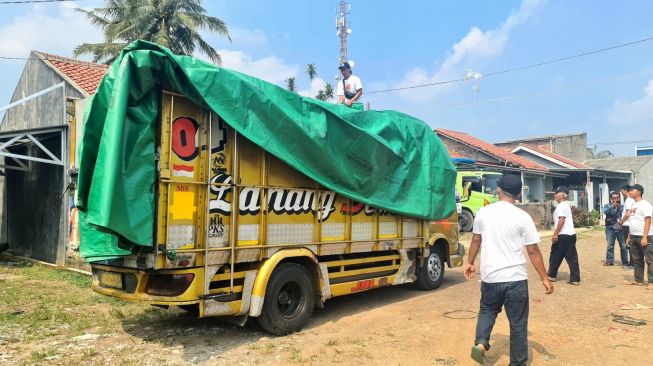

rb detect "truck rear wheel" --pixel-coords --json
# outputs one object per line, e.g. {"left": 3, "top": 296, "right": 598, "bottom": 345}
{"left": 459, "top": 209, "right": 474, "bottom": 232}
{"left": 415, "top": 247, "right": 445, "bottom": 290}
{"left": 257, "top": 263, "right": 315, "bottom": 335}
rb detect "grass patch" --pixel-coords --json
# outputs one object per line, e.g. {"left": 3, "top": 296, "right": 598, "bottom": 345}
{"left": 0, "top": 258, "right": 152, "bottom": 343}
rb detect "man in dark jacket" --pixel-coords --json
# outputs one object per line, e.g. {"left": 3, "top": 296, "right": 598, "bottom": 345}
{"left": 603, "top": 191, "right": 628, "bottom": 266}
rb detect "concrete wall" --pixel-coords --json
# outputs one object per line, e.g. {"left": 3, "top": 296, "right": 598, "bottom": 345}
{"left": 496, "top": 133, "right": 587, "bottom": 162}
{"left": 523, "top": 175, "right": 545, "bottom": 202}
{"left": 1, "top": 54, "right": 83, "bottom": 132}
{"left": 634, "top": 159, "right": 653, "bottom": 202}
{"left": 517, "top": 202, "right": 552, "bottom": 229}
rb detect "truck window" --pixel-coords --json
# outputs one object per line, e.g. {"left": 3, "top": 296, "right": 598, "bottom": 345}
{"left": 462, "top": 176, "right": 482, "bottom": 193}
{"left": 483, "top": 174, "right": 501, "bottom": 194}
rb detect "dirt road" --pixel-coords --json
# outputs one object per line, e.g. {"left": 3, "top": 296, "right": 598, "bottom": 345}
{"left": 2, "top": 228, "right": 652, "bottom": 365}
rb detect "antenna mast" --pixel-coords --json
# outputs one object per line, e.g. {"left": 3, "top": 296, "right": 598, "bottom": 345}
{"left": 336, "top": 0, "right": 351, "bottom": 68}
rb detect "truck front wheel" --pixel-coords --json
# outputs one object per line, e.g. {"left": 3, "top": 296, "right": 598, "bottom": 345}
{"left": 415, "top": 247, "right": 445, "bottom": 290}
{"left": 459, "top": 209, "right": 474, "bottom": 232}
{"left": 257, "top": 263, "right": 315, "bottom": 335}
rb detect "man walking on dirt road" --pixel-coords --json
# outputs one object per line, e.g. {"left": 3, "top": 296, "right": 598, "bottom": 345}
{"left": 464, "top": 174, "right": 554, "bottom": 365}
{"left": 625, "top": 184, "right": 653, "bottom": 289}
{"left": 547, "top": 186, "right": 581, "bottom": 285}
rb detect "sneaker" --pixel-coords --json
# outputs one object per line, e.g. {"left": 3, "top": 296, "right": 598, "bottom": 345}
{"left": 602, "top": 261, "right": 614, "bottom": 266}
{"left": 547, "top": 277, "right": 557, "bottom": 282}
{"left": 567, "top": 281, "right": 581, "bottom": 286}
{"left": 623, "top": 264, "right": 635, "bottom": 269}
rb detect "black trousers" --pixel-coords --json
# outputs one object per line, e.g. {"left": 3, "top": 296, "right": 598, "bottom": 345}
{"left": 548, "top": 234, "right": 581, "bottom": 282}
{"left": 629, "top": 235, "right": 653, "bottom": 284}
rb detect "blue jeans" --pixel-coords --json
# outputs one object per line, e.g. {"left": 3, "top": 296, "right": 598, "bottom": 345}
{"left": 605, "top": 228, "right": 628, "bottom": 264}
{"left": 475, "top": 280, "right": 529, "bottom": 366}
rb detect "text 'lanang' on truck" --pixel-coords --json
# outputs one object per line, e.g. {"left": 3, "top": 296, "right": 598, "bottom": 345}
{"left": 77, "top": 41, "right": 463, "bottom": 335}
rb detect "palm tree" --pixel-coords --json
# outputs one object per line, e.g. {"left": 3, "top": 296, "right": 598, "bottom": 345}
{"left": 315, "top": 90, "right": 326, "bottom": 101}
{"left": 285, "top": 77, "right": 297, "bottom": 93}
{"left": 74, "top": 0, "right": 230, "bottom": 64}
{"left": 323, "top": 83, "right": 334, "bottom": 101}
{"left": 305, "top": 63, "right": 317, "bottom": 96}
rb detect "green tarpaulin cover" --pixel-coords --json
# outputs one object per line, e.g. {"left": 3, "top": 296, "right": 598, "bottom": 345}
{"left": 77, "top": 41, "right": 456, "bottom": 262}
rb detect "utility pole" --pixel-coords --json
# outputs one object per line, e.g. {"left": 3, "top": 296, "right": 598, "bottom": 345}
{"left": 336, "top": 0, "right": 351, "bottom": 79}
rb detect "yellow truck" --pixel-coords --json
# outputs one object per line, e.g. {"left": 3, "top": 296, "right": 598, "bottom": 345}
{"left": 80, "top": 42, "right": 461, "bottom": 335}
{"left": 90, "top": 93, "right": 462, "bottom": 335}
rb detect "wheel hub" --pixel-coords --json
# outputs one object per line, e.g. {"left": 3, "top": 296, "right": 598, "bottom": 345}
{"left": 427, "top": 254, "right": 442, "bottom": 281}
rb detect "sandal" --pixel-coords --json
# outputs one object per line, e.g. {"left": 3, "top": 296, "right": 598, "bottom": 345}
{"left": 471, "top": 344, "right": 486, "bottom": 364}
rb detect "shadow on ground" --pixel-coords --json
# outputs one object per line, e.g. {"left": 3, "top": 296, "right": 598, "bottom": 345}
{"left": 120, "top": 269, "right": 468, "bottom": 363}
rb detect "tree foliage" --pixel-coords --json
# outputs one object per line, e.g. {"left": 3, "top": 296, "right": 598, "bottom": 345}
{"left": 74, "top": 0, "right": 230, "bottom": 64}
{"left": 587, "top": 145, "right": 614, "bottom": 160}
{"left": 285, "top": 77, "right": 297, "bottom": 92}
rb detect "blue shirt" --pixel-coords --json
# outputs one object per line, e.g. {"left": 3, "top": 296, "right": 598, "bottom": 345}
{"left": 603, "top": 203, "right": 623, "bottom": 230}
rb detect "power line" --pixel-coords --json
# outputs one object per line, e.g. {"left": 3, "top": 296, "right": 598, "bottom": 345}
{"left": 0, "top": 0, "right": 77, "bottom": 4}
{"left": 591, "top": 140, "right": 653, "bottom": 146}
{"left": 431, "top": 69, "right": 653, "bottom": 108}
{"left": 366, "top": 36, "right": 653, "bottom": 94}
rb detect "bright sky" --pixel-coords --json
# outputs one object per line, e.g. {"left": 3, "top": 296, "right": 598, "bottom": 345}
{"left": 1, "top": 0, "right": 652, "bottom": 156}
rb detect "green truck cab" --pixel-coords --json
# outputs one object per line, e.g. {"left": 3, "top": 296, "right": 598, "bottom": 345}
{"left": 455, "top": 169, "right": 502, "bottom": 232}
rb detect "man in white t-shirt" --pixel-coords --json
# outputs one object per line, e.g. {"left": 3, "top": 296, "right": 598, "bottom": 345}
{"left": 464, "top": 174, "right": 553, "bottom": 365}
{"left": 336, "top": 62, "right": 363, "bottom": 107}
{"left": 547, "top": 186, "right": 581, "bottom": 285}
{"left": 620, "top": 185, "right": 635, "bottom": 268}
{"left": 625, "top": 184, "right": 653, "bottom": 290}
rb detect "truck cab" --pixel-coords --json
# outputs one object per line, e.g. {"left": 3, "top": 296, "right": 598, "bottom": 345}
{"left": 456, "top": 170, "right": 501, "bottom": 231}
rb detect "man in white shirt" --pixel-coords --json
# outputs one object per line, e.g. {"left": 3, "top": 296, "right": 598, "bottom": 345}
{"left": 625, "top": 184, "right": 653, "bottom": 290}
{"left": 547, "top": 186, "right": 581, "bottom": 285}
{"left": 336, "top": 62, "right": 363, "bottom": 107}
{"left": 464, "top": 174, "right": 553, "bottom": 365}
{"left": 620, "top": 185, "right": 635, "bottom": 268}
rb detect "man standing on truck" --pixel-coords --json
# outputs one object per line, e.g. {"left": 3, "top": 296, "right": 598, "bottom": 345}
{"left": 337, "top": 62, "right": 363, "bottom": 107}
{"left": 464, "top": 174, "right": 554, "bottom": 365}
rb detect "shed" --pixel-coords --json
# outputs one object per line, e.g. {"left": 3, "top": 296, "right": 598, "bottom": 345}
{"left": 0, "top": 51, "right": 107, "bottom": 268}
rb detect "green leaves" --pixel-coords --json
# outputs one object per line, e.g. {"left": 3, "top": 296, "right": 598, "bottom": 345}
{"left": 74, "top": 0, "right": 229, "bottom": 64}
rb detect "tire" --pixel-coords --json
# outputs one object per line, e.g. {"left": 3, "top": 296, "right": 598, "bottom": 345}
{"left": 256, "top": 263, "right": 315, "bottom": 335}
{"left": 459, "top": 209, "right": 474, "bottom": 232}
{"left": 415, "top": 247, "right": 445, "bottom": 290}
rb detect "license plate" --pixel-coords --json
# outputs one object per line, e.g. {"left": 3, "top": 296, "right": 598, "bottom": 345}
{"left": 100, "top": 272, "right": 123, "bottom": 289}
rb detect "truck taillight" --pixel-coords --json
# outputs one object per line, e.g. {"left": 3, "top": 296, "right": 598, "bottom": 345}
{"left": 483, "top": 199, "right": 490, "bottom": 206}
{"left": 146, "top": 274, "right": 194, "bottom": 296}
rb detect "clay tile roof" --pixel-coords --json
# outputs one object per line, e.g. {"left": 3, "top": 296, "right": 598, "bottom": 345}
{"left": 33, "top": 51, "right": 109, "bottom": 96}
{"left": 515, "top": 145, "right": 590, "bottom": 169}
{"left": 436, "top": 128, "right": 548, "bottom": 172}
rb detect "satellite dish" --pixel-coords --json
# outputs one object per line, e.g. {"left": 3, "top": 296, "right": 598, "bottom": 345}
{"left": 347, "top": 29, "right": 352, "bottom": 34}
{"left": 348, "top": 60, "right": 356, "bottom": 68}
